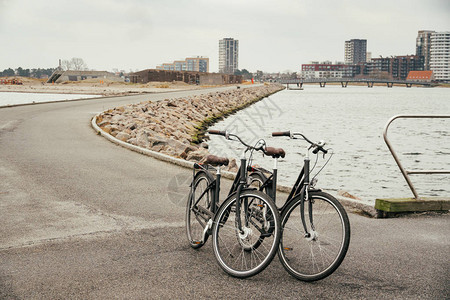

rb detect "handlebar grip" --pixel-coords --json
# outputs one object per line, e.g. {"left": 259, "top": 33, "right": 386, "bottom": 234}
{"left": 208, "top": 130, "right": 226, "bottom": 136}
{"left": 312, "top": 146, "right": 328, "bottom": 154}
{"left": 272, "top": 131, "right": 291, "bottom": 137}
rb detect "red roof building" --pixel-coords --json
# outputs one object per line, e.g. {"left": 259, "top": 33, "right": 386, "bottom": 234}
{"left": 407, "top": 70, "right": 434, "bottom": 82}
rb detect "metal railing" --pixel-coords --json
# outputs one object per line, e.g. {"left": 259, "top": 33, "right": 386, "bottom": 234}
{"left": 383, "top": 115, "right": 450, "bottom": 200}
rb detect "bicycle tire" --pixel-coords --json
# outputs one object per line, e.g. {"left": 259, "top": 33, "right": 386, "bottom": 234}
{"left": 186, "top": 171, "right": 214, "bottom": 249}
{"left": 278, "top": 191, "right": 350, "bottom": 281}
{"left": 212, "top": 190, "right": 281, "bottom": 278}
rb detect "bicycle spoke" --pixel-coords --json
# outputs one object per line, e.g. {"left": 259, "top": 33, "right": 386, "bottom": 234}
{"left": 213, "top": 192, "right": 281, "bottom": 278}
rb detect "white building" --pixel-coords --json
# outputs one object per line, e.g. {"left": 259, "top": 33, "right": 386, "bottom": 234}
{"left": 156, "top": 57, "right": 209, "bottom": 72}
{"left": 430, "top": 31, "right": 450, "bottom": 82}
{"left": 301, "top": 63, "right": 352, "bottom": 79}
{"left": 219, "top": 38, "right": 239, "bottom": 74}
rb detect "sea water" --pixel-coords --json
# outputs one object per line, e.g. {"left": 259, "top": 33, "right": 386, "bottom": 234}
{"left": 208, "top": 85, "right": 450, "bottom": 202}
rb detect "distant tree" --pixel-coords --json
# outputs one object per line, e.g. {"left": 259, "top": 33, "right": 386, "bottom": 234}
{"left": 242, "top": 69, "right": 253, "bottom": 79}
{"left": 71, "top": 57, "right": 88, "bottom": 71}
{"left": 31, "top": 68, "right": 53, "bottom": 78}
{"left": 235, "top": 69, "right": 253, "bottom": 80}
{"left": 2, "top": 68, "right": 16, "bottom": 76}
{"left": 44, "top": 68, "right": 55, "bottom": 77}
{"left": 61, "top": 60, "right": 72, "bottom": 71}
{"left": 16, "top": 67, "right": 30, "bottom": 77}
{"left": 31, "top": 68, "right": 39, "bottom": 78}
{"left": 255, "top": 70, "right": 263, "bottom": 80}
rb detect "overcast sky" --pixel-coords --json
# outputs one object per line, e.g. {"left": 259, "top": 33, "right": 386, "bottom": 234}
{"left": 1, "top": 0, "right": 449, "bottom": 73}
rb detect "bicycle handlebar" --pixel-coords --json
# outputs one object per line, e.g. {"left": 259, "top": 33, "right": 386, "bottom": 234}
{"left": 272, "top": 131, "right": 328, "bottom": 154}
{"left": 208, "top": 130, "right": 276, "bottom": 156}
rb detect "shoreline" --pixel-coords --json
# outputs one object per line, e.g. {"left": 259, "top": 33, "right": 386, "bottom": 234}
{"left": 95, "top": 84, "right": 285, "bottom": 171}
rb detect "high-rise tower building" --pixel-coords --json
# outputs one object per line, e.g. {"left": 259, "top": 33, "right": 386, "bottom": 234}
{"left": 416, "top": 30, "right": 435, "bottom": 70}
{"left": 345, "top": 39, "right": 367, "bottom": 64}
{"left": 219, "top": 38, "right": 239, "bottom": 74}
{"left": 430, "top": 31, "right": 450, "bottom": 81}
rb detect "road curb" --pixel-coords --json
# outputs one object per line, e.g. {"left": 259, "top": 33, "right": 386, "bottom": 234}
{"left": 91, "top": 114, "right": 377, "bottom": 217}
{"left": 91, "top": 113, "right": 238, "bottom": 180}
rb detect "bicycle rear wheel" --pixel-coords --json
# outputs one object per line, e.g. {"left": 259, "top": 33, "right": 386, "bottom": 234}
{"left": 279, "top": 191, "right": 350, "bottom": 281}
{"left": 212, "top": 190, "right": 281, "bottom": 278}
{"left": 186, "top": 171, "right": 213, "bottom": 249}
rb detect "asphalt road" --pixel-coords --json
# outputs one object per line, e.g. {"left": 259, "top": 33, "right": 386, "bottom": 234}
{"left": 1, "top": 88, "right": 449, "bottom": 299}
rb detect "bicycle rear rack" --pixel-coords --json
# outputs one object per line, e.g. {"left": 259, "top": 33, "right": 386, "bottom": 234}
{"left": 383, "top": 114, "right": 450, "bottom": 200}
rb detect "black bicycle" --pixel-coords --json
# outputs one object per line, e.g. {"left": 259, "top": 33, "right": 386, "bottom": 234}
{"left": 248, "top": 131, "right": 351, "bottom": 281}
{"left": 185, "top": 130, "right": 281, "bottom": 278}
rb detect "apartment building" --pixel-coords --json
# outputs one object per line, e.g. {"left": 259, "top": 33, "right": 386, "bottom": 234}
{"left": 416, "top": 30, "right": 434, "bottom": 70}
{"left": 345, "top": 39, "right": 367, "bottom": 64}
{"left": 430, "top": 31, "right": 450, "bottom": 82}
{"left": 301, "top": 63, "right": 353, "bottom": 79}
{"left": 156, "top": 57, "right": 209, "bottom": 73}
{"left": 367, "top": 55, "right": 424, "bottom": 80}
{"left": 219, "top": 38, "right": 239, "bottom": 74}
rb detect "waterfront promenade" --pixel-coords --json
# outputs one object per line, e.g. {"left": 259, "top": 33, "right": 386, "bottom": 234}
{"left": 0, "top": 88, "right": 448, "bottom": 299}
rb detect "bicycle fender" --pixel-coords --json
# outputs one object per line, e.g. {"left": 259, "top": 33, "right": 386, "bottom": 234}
{"left": 194, "top": 170, "right": 215, "bottom": 183}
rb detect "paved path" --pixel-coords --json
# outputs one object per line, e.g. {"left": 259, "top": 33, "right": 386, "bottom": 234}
{"left": 1, "top": 89, "right": 449, "bottom": 299}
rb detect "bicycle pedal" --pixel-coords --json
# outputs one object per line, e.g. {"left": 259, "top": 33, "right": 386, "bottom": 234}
{"left": 284, "top": 247, "right": 293, "bottom": 251}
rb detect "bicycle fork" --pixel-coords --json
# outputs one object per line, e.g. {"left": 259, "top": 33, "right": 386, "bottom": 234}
{"left": 236, "top": 158, "right": 248, "bottom": 234}
{"left": 299, "top": 153, "right": 317, "bottom": 240}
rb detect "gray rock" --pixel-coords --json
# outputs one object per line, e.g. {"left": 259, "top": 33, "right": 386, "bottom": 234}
{"left": 115, "top": 132, "right": 131, "bottom": 142}
{"left": 110, "top": 114, "right": 124, "bottom": 124}
{"left": 136, "top": 132, "right": 150, "bottom": 147}
{"left": 186, "top": 149, "right": 209, "bottom": 162}
{"left": 148, "top": 136, "right": 168, "bottom": 147}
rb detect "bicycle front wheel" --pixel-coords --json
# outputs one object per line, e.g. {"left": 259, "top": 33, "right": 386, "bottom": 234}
{"left": 212, "top": 190, "right": 281, "bottom": 278}
{"left": 279, "top": 191, "right": 350, "bottom": 281}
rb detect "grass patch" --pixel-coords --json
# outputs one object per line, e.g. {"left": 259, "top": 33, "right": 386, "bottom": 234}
{"left": 190, "top": 86, "right": 284, "bottom": 144}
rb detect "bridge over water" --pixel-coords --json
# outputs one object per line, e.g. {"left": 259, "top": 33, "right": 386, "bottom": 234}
{"left": 279, "top": 78, "right": 434, "bottom": 88}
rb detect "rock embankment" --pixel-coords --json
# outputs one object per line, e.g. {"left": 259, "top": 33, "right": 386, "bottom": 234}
{"left": 96, "top": 84, "right": 284, "bottom": 170}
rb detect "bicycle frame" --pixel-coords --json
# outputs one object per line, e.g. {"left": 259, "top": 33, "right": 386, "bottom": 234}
{"left": 252, "top": 161, "right": 307, "bottom": 208}
{"left": 191, "top": 154, "right": 251, "bottom": 235}
{"left": 252, "top": 145, "right": 323, "bottom": 237}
